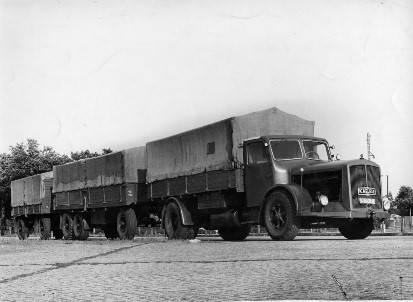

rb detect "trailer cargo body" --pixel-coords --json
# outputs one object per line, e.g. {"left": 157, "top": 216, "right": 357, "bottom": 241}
{"left": 53, "top": 146, "right": 147, "bottom": 210}
{"left": 11, "top": 172, "right": 53, "bottom": 216}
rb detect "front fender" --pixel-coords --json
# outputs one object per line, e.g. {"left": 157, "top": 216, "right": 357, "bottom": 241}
{"left": 161, "top": 197, "right": 194, "bottom": 228}
{"left": 261, "top": 184, "right": 312, "bottom": 218}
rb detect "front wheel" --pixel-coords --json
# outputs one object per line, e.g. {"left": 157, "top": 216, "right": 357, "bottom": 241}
{"left": 38, "top": 218, "right": 51, "bottom": 240}
{"left": 16, "top": 218, "right": 29, "bottom": 240}
{"left": 61, "top": 213, "right": 74, "bottom": 240}
{"left": 73, "top": 214, "right": 90, "bottom": 241}
{"left": 163, "top": 202, "right": 197, "bottom": 240}
{"left": 338, "top": 219, "right": 373, "bottom": 239}
{"left": 264, "top": 191, "right": 300, "bottom": 241}
{"left": 218, "top": 224, "right": 251, "bottom": 241}
{"left": 117, "top": 208, "right": 137, "bottom": 240}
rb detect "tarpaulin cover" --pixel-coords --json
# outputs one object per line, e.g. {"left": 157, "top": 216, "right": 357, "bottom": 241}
{"left": 146, "top": 107, "right": 314, "bottom": 183}
{"left": 124, "top": 146, "right": 147, "bottom": 183}
{"left": 85, "top": 151, "right": 123, "bottom": 188}
{"left": 53, "top": 161, "right": 85, "bottom": 193}
{"left": 11, "top": 172, "right": 53, "bottom": 207}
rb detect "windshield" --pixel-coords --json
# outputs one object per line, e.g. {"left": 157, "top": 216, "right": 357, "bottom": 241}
{"left": 302, "top": 140, "right": 329, "bottom": 160}
{"left": 270, "top": 139, "right": 303, "bottom": 160}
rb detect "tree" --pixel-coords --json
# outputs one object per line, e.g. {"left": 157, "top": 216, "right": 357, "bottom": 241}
{"left": 0, "top": 139, "right": 72, "bottom": 221}
{"left": 70, "top": 148, "right": 112, "bottom": 161}
{"left": 394, "top": 186, "right": 413, "bottom": 217}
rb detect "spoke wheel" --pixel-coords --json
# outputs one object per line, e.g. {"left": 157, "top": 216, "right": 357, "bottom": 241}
{"left": 264, "top": 191, "right": 300, "bottom": 241}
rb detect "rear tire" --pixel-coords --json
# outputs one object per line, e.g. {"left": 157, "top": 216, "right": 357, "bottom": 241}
{"left": 218, "top": 224, "right": 251, "bottom": 241}
{"left": 264, "top": 191, "right": 300, "bottom": 241}
{"left": 73, "top": 214, "right": 90, "bottom": 241}
{"left": 117, "top": 208, "right": 137, "bottom": 240}
{"left": 338, "top": 219, "right": 373, "bottom": 239}
{"left": 61, "top": 213, "right": 74, "bottom": 240}
{"left": 16, "top": 218, "right": 29, "bottom": 240}
{"left": 38, "top": 218, "right": 51, "bottom": 240}
{"left": 163, "top": 202, "right": 197, "bottom": 240}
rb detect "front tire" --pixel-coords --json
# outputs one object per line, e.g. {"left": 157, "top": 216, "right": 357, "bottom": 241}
{"left": 338, "top": 219, "right": 373, "bottom": 239}
{"left": 117, "top": 208, "right": 137, "bottom": 240}
{"left": 264, "top": 191, "right": 300, "bottom": 241}
{"left": 61, "top": 213, "right": 74, "bottom": 240}
{"left": 218, "top": 224, "right": 251, "bottom": 241}
{"left": 16, "top": 218, "right": 29, "bottom": 240}
{"left": 73, "top": 214, "right": 90, "bottom": 241}
{"left": 38, "top": 218, "right": 51, "bottom": 240}
{"left": 163, "top": 202, "right": 197, "bottom": 240}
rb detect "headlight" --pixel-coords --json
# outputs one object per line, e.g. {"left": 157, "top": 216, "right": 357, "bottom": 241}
{"left": 383, "top": 197, "right": 391, "bottom": 211}
{"left": 318, "top": 195, "right": 329, "bottom": 206}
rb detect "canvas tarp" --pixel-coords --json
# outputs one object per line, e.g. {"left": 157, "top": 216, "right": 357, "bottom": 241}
{"left": 53, "top": 161, "right": 85, "bottom": 193}
{"left": 11, "top": 172, "right": 53, "bottom": 207}
{"left": 124, "top": 146, "right": 147, "bottom": 183}
{"left": 146, "top": 107, "right": 314, "bottom": 183}
{"left": 85, "top": 152, "right": 123, "bottom": 188}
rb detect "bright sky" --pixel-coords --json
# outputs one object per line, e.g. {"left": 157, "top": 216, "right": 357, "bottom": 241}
{"left": 1, "top": 0, "right": 412, "bottom": 195}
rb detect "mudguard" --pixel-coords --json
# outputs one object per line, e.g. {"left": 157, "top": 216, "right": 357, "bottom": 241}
{"left": 161, "top": 197, "right": 194, "bottom": 227}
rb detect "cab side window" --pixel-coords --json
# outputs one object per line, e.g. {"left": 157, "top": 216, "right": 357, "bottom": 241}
{"left": 247, "top": 142, "right": 267, "bottom": 164}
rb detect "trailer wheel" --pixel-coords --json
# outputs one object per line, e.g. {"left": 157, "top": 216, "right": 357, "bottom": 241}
{"left": 61, "top": 213, "right": 75, "bottom": 240}
{"left": 218, "top": 224, "right": 251, "bottom": 241}
{"left": 38, "top": 218, "right": 51, "bottom": 240}
{"left": 338, "top": 219, "right": 373, "bottom": 239}
{"left": 73, "top": 214, "right": 90, "bottom": 241}
{"left": 104, "top": 224, "right": 118, "bottom": 239}
{"left": 264, "top": 191, "right": 300, "bottom": 241}
{"left": 16, "top": 218, "right": 29, "bottom": 240}
{"left": 117, "top": 208, "right": 137, "bottom": 240}
{"left": 164, "top": 202, "right": 198, "bottom": 240}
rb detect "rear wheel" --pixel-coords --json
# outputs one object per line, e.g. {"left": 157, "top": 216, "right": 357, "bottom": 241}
{"left": 61, "top": 213, "right": 74, "bottom": 240}
{"left": 73, "top": 214, "right": 90, "bottom": 241}
{"left": 218, "top": 224, "right": 251, "bottom": 241}
{"left": 264, "top": 191, "right": 300, "bottom": 241}
{"left": 38, "top": 218, "right": 51, "bottom": 240}
{"left": 16, "top": 218, "right": 29, "bottom": 240}
{"left": 163, "top": 202, "right": 197, "bottom": 240}
{"left": 117, "top": 208, "right": 137, "bottom": 240}
{"left": 338, "top": 219, "right": 373, "bottom": 239}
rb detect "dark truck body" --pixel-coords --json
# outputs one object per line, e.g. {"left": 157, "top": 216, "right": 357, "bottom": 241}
{"left": 10, "top": 107, "right": 389, "bottom": 241}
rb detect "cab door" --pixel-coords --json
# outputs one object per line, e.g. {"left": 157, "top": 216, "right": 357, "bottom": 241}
{"left": 244, "top": 140, "right": 273, "bottom": 207}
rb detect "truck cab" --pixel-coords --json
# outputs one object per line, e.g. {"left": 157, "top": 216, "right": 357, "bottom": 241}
{"left": 243, "top": 135, "right": 390, "bottom": 240}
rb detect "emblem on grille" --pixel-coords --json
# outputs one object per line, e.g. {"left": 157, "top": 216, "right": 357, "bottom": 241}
{"left": 358, "top": 187, "right": 376, "bottom": 196}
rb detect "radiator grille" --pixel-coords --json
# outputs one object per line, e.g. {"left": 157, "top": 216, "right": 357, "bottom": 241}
{"left": 350, "top": 165, "right": 382, "bottom": 209}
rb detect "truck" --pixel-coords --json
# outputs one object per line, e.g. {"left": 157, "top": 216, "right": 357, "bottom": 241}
{"left": 10, "top": 107, "right": 390, "bottom": 240}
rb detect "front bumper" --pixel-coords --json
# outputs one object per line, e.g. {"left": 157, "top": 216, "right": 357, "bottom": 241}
{"left": 299, "top": 210, "right": 390, "bottom": 219}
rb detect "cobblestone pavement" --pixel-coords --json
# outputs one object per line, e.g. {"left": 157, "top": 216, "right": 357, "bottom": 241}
{"left": 0, "top": 235, "right": 412, "bottom": 301}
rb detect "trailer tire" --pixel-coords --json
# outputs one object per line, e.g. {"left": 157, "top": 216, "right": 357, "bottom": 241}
{"left": 104, "top": 224, "right": 118, "bottom": 239}
{"left": 38, "top": 218, "right": 51, "bottom": 240}
{"left": 61, "top": 213, "right": 75, "bottom": 240}
{"left": 117, "top": 208, "right": 137, "bottom": 240}
{"left": 73, "top": 214, "right": 90, "bottom": 241}
{"left": 218, "top": 224, "right": 251, "bottom": 241}
{"left": 16, "top": 218, "right": 29, "bottom": 240}
{"left": 338, "top": 219, "right": 373, "bottom": 239}
{"left": 164, "top": 202, "right": 197, "bottom": 240}
{"left": 264, "top": 191, "right": 300, "bottom": 241}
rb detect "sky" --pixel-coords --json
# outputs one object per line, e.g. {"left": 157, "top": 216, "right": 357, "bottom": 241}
{"left": 1, "top": 0, "right": 412, "bottom": 195}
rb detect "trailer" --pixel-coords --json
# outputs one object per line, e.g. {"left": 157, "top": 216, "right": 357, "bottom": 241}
{"left": 11, "top": 172, "right": 62, "bottom": 239}
{"left": 11, "top": 107, "right": 390, "bottom": 241}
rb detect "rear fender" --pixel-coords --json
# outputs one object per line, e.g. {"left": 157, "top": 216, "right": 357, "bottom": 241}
{"left": 161, "top": 197, "right": 194, "bottom": 228}
{"left": 259, "top": 184, "right": 312, "bottom": 222}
